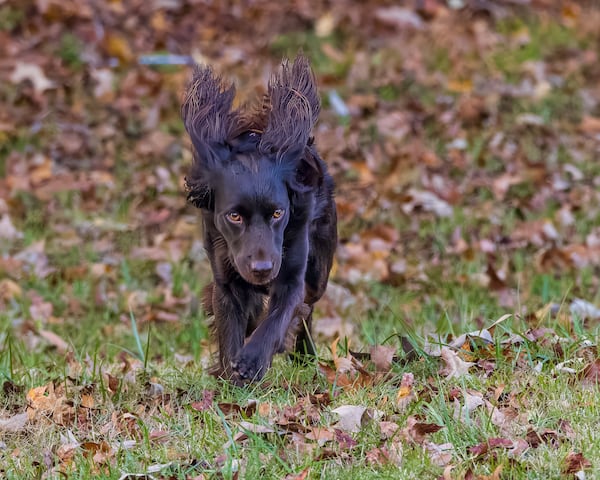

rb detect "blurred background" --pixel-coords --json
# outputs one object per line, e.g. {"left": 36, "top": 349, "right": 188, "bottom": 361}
{"left": 1, "top": 0, "right": 600, "bottom": 360}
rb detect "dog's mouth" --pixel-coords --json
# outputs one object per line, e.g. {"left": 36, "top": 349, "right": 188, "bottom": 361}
{"left": 243, "top": 269, "right": 277, "bottom": 286}
{"left": 236, "top": 260, "right": 279, "bottom": 286}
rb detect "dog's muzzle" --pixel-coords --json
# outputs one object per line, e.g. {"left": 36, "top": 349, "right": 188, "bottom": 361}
{"left": 249, "top": 260, "right": 273, "bottom": 283}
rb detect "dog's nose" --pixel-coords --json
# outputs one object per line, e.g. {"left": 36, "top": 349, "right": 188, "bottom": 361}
{"left": 250, "top": 260, "right": 273, "bottom": 274}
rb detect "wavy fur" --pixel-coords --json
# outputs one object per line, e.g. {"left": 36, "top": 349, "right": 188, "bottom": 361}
{"left": 259, "top": 55, "right": 320, "bottom": 156}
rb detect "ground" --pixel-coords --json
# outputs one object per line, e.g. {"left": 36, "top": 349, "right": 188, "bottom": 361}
{"left": 1, "top": 1, "right": 600, "bottom": 479}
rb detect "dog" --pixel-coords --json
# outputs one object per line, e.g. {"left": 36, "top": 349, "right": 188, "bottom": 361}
{"left": 181, "top": 55, "right": 337, "bottom": 384}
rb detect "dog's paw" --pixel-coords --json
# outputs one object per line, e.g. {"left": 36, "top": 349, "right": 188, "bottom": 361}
{"left": 231, "top": 346, "right": 271, "bottom": 383}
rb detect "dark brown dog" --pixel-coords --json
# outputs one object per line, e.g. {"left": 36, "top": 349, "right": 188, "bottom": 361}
{"left": 181, "top": 55, "right": 337, "bottom": 384}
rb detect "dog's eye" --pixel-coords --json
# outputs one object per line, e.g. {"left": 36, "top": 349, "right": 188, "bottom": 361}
{"left": 226, "top": 212, "right": 242, "bottom": 224}
{"left": 272, "top": 209, "right": 284, "bottom": 219}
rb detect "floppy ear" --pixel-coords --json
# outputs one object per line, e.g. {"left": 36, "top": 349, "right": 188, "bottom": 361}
{"left": 181, "top": 65, "right": 237, "bottom": 209}
{"left": 283, "top": 146, "right": 323, "bottom": 193}
{"left": 259, "top": 55, "right": 322, "bottom": 189}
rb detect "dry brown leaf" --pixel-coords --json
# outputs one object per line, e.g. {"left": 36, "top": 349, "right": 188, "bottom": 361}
{"left": 469, "top": 437, "right": 514, "bottom": 457}
{"left": 0, "top": 278, "right": 22, "bottom": 301}
{"left": 0, "top": 412, "right": 28, "bottom": 432}
{"left": 26, "top": 382, "right": 72, "bottom": 425}
{"left": 439, "top": 347, "right": 475, "bottom": 379}
{"left": 379, "top": 421, "right": 400, "bottom": 440}
{"left": 579, "top": 115, "right": 600, "bottom": 134}
{"left": 331, "top": 405, "right": 372, "bottom": 433}
{"left": 578, "top": 359, "right": 600, "bottom": 385}
{"left": 38, "top": 329, "right": 69, "bottom": 353}
{"left": 424, "top": 441, "right": 454, "bottom": 466}
{"left": 395, "top": 372, "right": 416, "bottom": 411}
{"left": 80, "top": 394, "right": 95, "bottom": 409}
{"left": 284, "top": 467, "right": 310, "bottom": 480}
{"left": 79, "top": 441, "right": 115, "bottom": 466}
{"left": 454, "top": 391, "right": 485, "bottom": 422}
{"left": 562, "top": 452, "right": 592, "bottom": 475}
{"left": 190, "top": 390, "right": 215, "bottom": 412}
{"left": 370, "top": 345, "right": 396, "bottom": 373}
{"left": 0, "top": 214, "right": 23, "bottom": 241}
{"left": 321, "top": 337, "right": 373, "bottom": 390}
{"left": 400, "top": 416, "right": 444, "bottom": 444}
{"left": 305, "top": 427, "right": 335, "bottom": 445}
{"left": 365, "top": 445, "right": 402, "bottom": 466}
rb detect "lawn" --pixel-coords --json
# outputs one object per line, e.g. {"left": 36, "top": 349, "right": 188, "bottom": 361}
{"left": 1, "top": 1, "right": 600, "bottom": 479}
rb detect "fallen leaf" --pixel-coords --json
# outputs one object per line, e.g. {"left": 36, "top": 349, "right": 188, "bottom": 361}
{"left": 190, "top": 390, "right": 215, "bottom": 412}
{"left": 454, "top": 391, "right": 485, "bottom": 421}
{"left": 10, "top": 62, "right": 56, "bottom": 93}
{"left": 579, "top": 359, "right": 600, "bottom": 385}
{"left": 402, "top": 189, "right": 453, "bottom": 218}
{"left": 331, "top": 405, "right": 371, "bottom": 433}
{"left": 232, "top": 421, "right": 277, "bottom": 440}
{"left": 365, "top": 445, "right": 401, "bottom": 466}
{"left": 400, "top": 416, "right": 444, "bottom": 444}
{"left": 395, "top": 372, "right": 416, "bottom": 411}
{"left": 38, "top": 329, "right": 69, "bottom": 353}
{"left": 0, "top": 214, "right": 23, "bottom": 241}
{"left": 305, "top": 427, "right": 334, "bottom": 445}
{"left": 370, "top": 345, "right": 396, "bottom": 373}
{"left": 0, "top": 278, "right": 22, "bottom": 301}
{"left": 322, "top": 337, "right": 373, "bottom": 390}
{"left": 562, "top": 452, "right": 592, "bottom": 475}
{"left": 284, "top": 467, "right": 310, "bottom": 480}
{"left": 424, "top": 441, "right": 454, "bottom": 466}
{"left": 80, "top": 394, "right": 95, "bottom": 409}
{"left": 469, "top": 437, "right": 514, "bottom": 457}
{"left": 379, "top": 421, "right": 400, "bottom": 440}
{"left": 375, "top": 6, "right": 424, "bottom": 30}
{"left": 579, "top": 115, "right": 600, "bottom": 134}
{"left": 0, "top": 412, "right": 28, "bottom": 432}
{"left": 217, "top": 400, "right": 257, "bottom": 418}
{"left": 525, "top": 427, "right": 561, "bottom": 449}
{"left": 439, "top": 347, "right": 475, "bottom": 379}
{"left": 570, "top": 298, "right": 600, "bottom": 320}
{"left": 104, "top": 32, "right": 134, "bottom": 63}
{"left": 334, "top": 428, "right": 358, "bottom": 449}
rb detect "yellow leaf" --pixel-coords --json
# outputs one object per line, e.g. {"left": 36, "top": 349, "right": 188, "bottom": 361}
{"left": 30, "top": 156, "right": 53, "bottom": 185}
{"left": 0, "top": 279, "right": 22, "bottom": 301}
{"left": 447, "top": 79, "right": 472, "bottom": 93}
{"left": 315, "top": 12, "right": 336, "bottom": 37}
{"left": 151, "top": 11, "right": 168, "bottom": 32}
{"left": 104, "top": 33, "right": 133, "bottom": 63}
{"left": 26, "top": 385, "right": 48, "bottom": 404}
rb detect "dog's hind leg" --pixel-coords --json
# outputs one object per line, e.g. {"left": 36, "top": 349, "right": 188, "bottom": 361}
{"left": 201, "top": 282, "right": 214, "bottom": 316}
{"left": 293, "top": 303, "right": 316, "bottom": 357}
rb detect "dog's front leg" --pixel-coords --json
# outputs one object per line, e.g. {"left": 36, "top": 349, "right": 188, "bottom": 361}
{"left": 231, "top": 232, "right": 308, "bottom": 382}
{"left": 211, "top": 282, "right": 249, "bottom": 380}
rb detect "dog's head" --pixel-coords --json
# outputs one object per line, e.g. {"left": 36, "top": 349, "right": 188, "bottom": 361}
{"left": 181, "top": 55, "right": 322, "bottom": 285}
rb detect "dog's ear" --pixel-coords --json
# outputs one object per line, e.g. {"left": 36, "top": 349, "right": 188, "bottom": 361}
{"left": 284, "top": 146, "right": 323, "bottom": 192}
{"left": 259, "top": 55, "right": 322, "bottom": 189}
{"left": 182, "top": 65, "right": 237, "bottom": 209}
